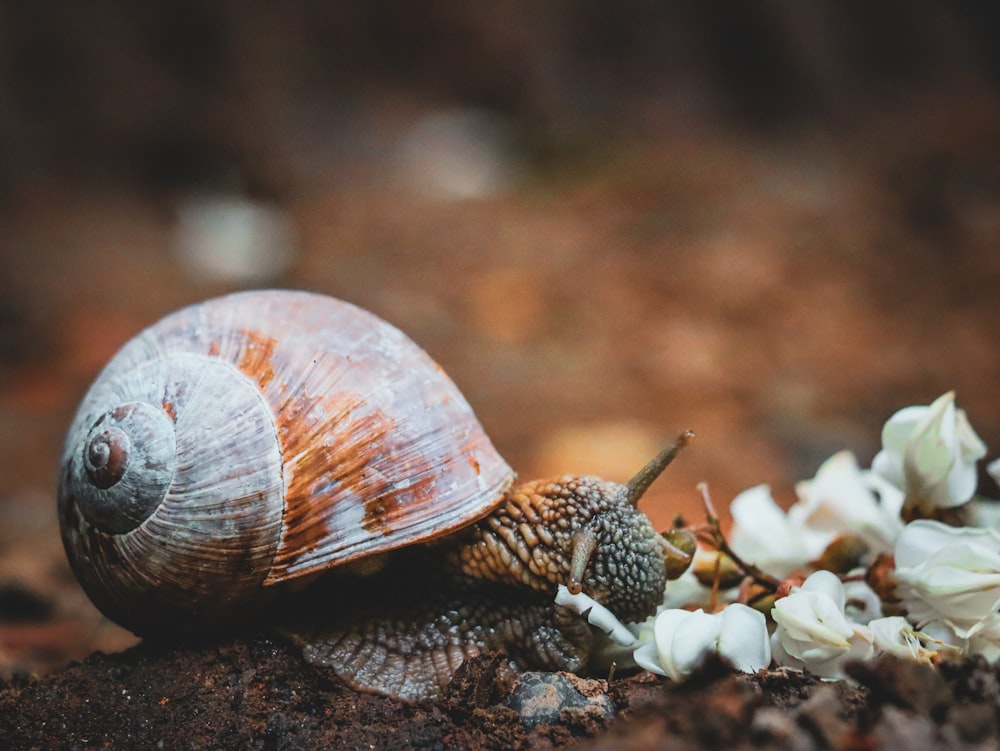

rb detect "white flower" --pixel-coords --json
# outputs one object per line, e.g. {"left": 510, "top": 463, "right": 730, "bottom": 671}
{"left": 729, "top": 485, "right": 828, "bottom": 576}
{"left": 869, "top": 616, "right": 936, "bottom": 664}
{"left": 729, "top": 458, "right": 905, "bottom": 580}
{"left": 872, "top": 392, "right": 987, "bottom": 513}
{"left": 633, "top": 604, "right": 771, "bottom": 681}
{"left": 893, "top": 520, "right": 1000, "bottom": 636}
{"left": 771, "top": 570, "right": 873, "bottom": 678}
{"left": 791, "top": 450, "right": 904, "bottom": 555}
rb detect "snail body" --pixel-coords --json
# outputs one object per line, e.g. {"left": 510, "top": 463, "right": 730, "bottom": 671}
{"left": 58, "top": 290, "right": 687, "bottom": 701}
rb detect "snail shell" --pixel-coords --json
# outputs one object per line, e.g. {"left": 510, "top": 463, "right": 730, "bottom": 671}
{"left": 58, "top": 290, "right": 514, "bottom": 634}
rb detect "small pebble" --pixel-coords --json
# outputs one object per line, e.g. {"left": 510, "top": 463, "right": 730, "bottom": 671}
{"left": 506, "top": 672, "right": 615, "bottom": 730}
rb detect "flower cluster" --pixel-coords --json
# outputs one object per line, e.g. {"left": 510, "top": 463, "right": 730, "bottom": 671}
{"left": 626, "top": 391, "right": 997, "bottom": 681}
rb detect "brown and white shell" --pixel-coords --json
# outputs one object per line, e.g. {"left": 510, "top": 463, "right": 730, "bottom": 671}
{"left": 57, "top": 290, "right": 514, "bottom": 634}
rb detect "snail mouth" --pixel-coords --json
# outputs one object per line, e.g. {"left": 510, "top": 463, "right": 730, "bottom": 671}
{"left": 69, "top": 401, "right": 177, "bottom": 535}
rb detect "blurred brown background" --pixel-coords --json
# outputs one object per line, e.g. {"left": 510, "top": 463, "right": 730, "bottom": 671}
{"left": 1, "top": 1, "right": 998, "bottom": 676}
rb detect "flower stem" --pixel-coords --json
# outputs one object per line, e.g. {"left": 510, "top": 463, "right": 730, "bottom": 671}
{"left": 697, "top": 482, "right": 784, "bottom": 592}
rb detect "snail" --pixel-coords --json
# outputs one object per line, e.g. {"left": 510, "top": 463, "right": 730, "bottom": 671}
{"left": 58, "top": 289, "right": 692, "bottom": 701}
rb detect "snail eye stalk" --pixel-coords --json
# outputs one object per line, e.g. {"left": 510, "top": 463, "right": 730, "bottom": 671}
{"left": 626, "top": 430, "right": 695, "bottom": 507}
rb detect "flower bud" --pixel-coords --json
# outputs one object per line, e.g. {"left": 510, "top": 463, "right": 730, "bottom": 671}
{"left": 872, "top": 392, "right": 987, "bottom": 516}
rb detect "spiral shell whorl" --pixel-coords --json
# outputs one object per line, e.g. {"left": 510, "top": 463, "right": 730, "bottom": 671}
{"left": 75, "top": 402, "right": 176, "bottom": 534}
{"left": 59, "top": 353, "right": 285, "bottom": 633}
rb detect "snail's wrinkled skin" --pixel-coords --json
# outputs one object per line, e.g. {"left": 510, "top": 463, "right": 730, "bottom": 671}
{"left": 286, "top": 475, "right": 671, "bottom": 701}
{"left": 284, "top": 559, "right": 595, "bottom": 702}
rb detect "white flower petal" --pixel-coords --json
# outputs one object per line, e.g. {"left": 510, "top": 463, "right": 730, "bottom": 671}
{"left": 948, "top": 409, "right": 988, "bottom": 502}
{"left": 773, "top": 590, "right": 852, "bottom": 653}
{"left": 918, "top": 620, "right": 964, "bottom": 649}
{"left": 633, "top": 641, "right": 667, "bottom": 676}
{"left": 729, "top": 485, "right": 825, "bottom": 575}
{"left": 988, "top": 457, "right": 1000, "bottom": 489}
{"left": 896, "top": 560, "right": 1000, "bottom": 623}
{"left": 873, "top": 405, "right": 926, "bottom": 487}
{"left": 894, "top": 520, "right": 1000, "bottom": 568}
{"left": 554, "top": 585, "right": 637, "bottom": 646}
{"left": 844, "top": 579, "right": 884, "bottom": 623}
{"left": 800, "top": 569, "right": 848, "bottom": 609}
{"left": 975, "top": 498, "right": 1000, "bottom": 530}
{"left": 652, "top": 609, "right": 699, "bottom": 681}
{"left": 864, "top": 471, "right": 906, "bottom": 521}
{"left": 903, "top": 393, "right": 957, "bottom": 503}
{"left": 870, "top": 616, "right": 935, "bottom": 663}
{"left": 669, "top": 610, "right": 722, "bottom": 678}
{"left": 717, "top": 604, "right": 771, "bottom": 673}
{"left": 967, "top": 613, "right": 1000, "bottom": 662}
{"left": 894, "top": 521, "right": 1000, "bottom": 632}
{"left": 792, "top": 451, "right": 903, "bottom": 554}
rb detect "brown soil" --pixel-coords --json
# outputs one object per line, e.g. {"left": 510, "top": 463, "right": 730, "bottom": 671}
{"left": 4, "top": 635, "right": 1000, "bottom": 750}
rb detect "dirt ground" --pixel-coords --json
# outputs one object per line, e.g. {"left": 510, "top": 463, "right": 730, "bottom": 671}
{"left": 5, "top": 634, "right": 1000, "bottom": 750}
{"left": 1, "top": 4, "right": 1000, "bottom": 749}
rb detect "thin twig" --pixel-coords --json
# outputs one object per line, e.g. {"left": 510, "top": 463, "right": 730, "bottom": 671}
{"left": 697, "top": 482, "right": 783, "bottom": 592}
